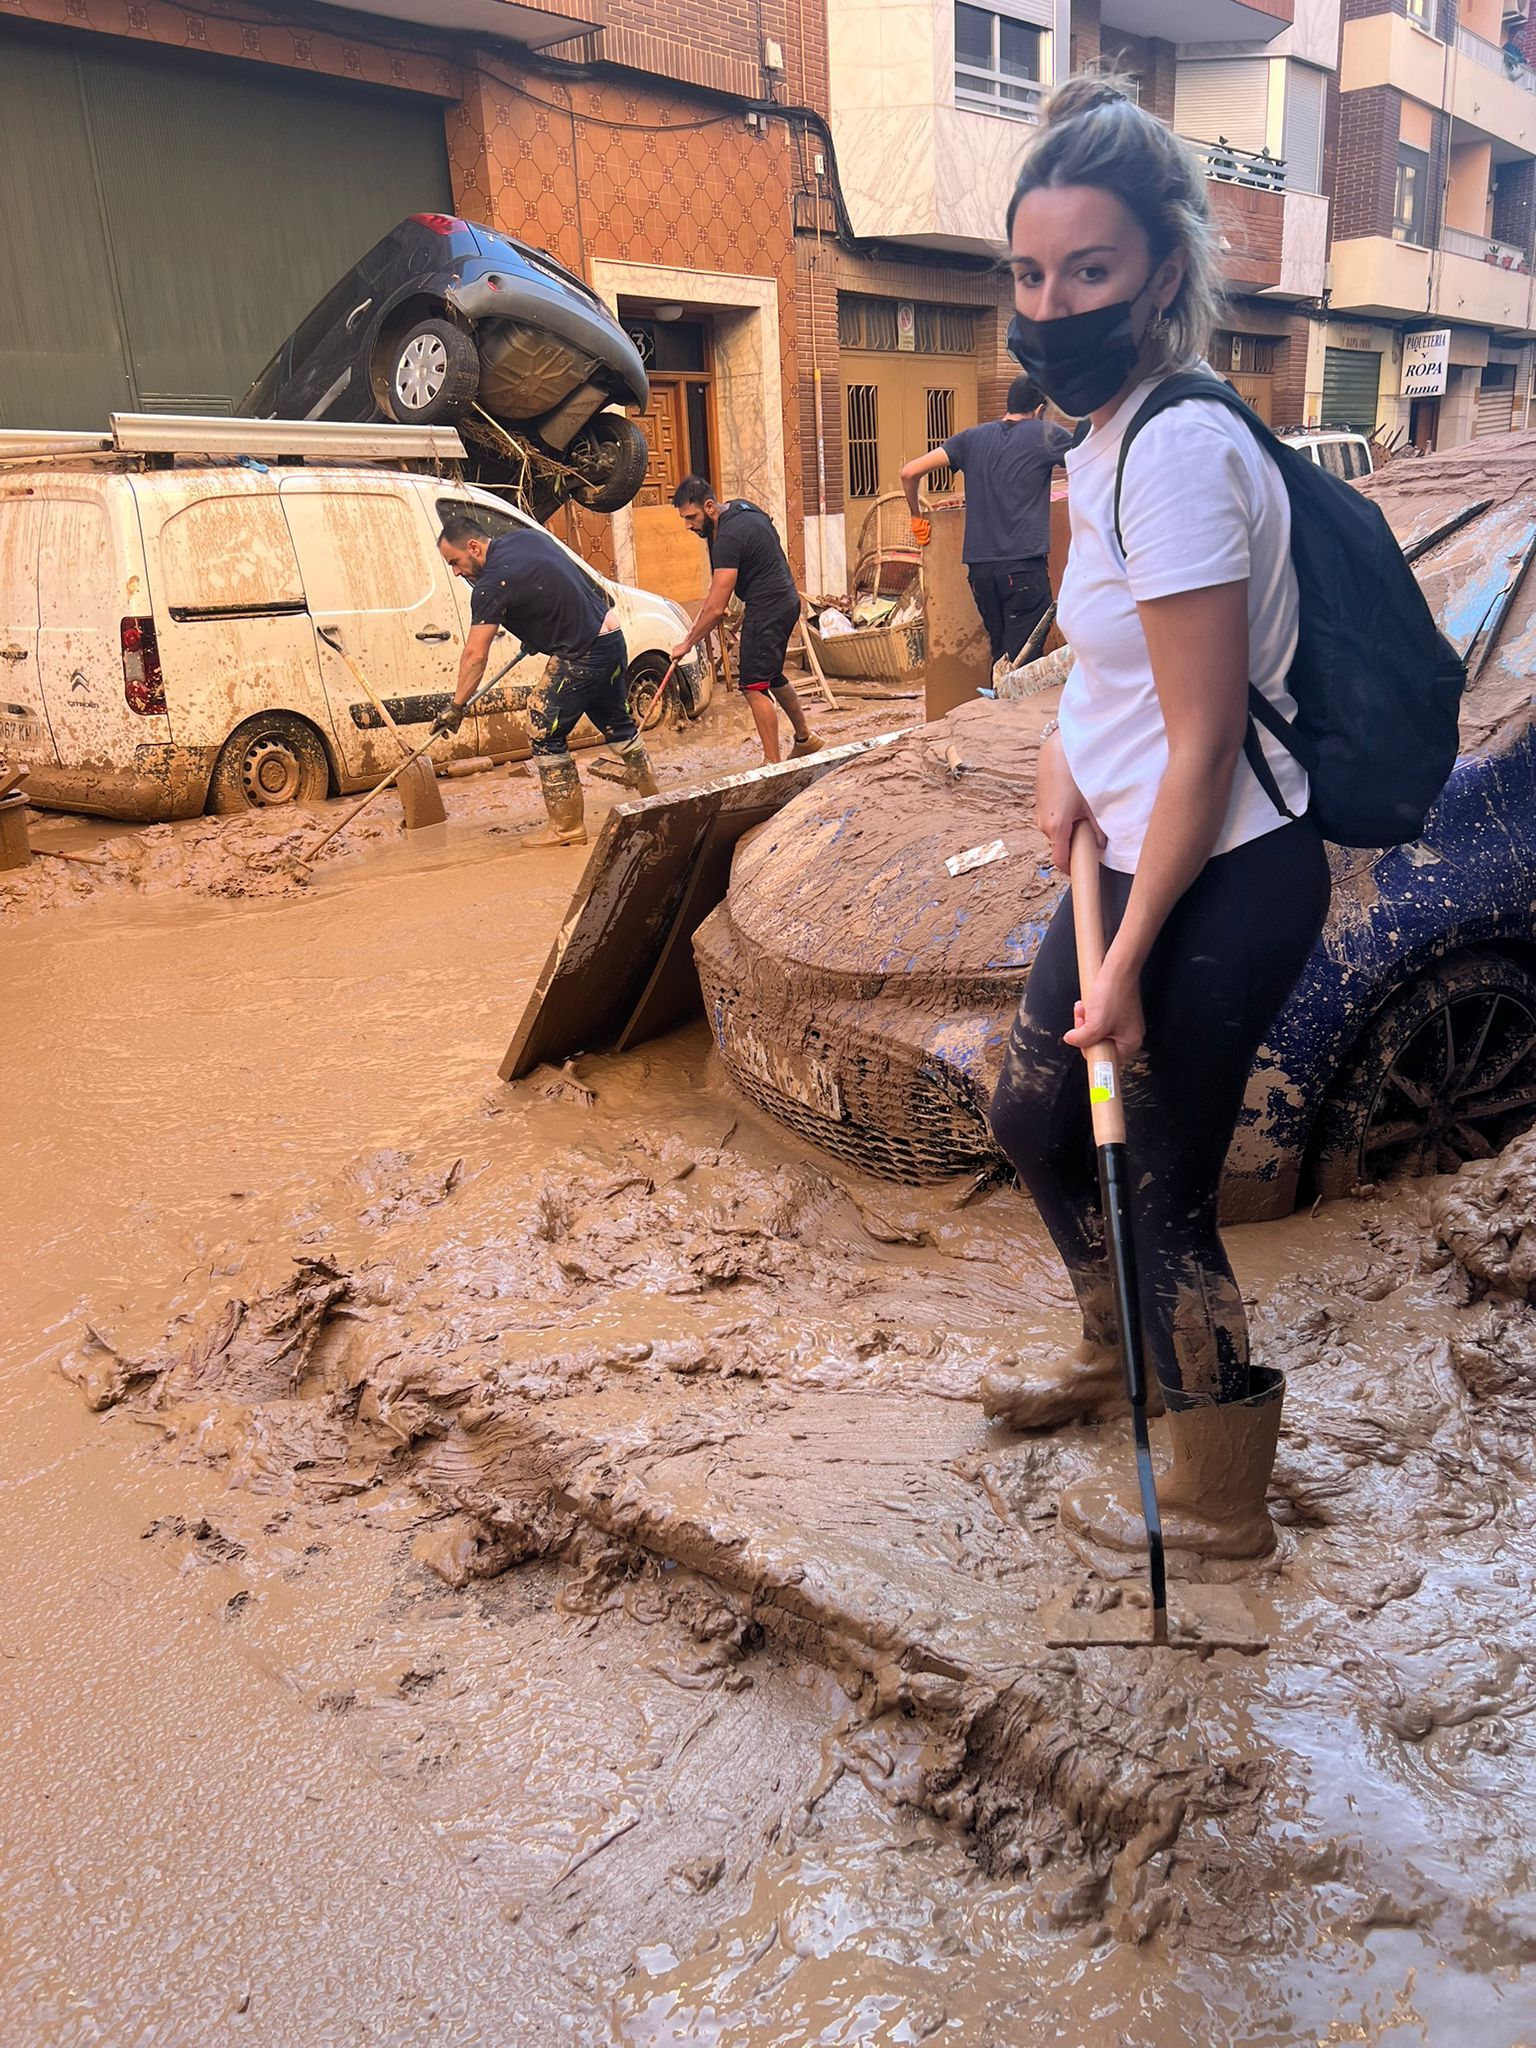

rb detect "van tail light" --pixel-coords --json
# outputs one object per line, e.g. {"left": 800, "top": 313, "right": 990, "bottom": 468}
{"left": 121, "top": 617, "right": 166, "bottom": 716}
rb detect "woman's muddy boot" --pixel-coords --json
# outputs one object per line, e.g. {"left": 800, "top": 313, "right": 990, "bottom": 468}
{"left": 615, "top": 737, "right": 659, "bottom": 796}
{"left": 981, "top": 1339, "right": 1163, "bottom": 1429}
{"left": 1060, "top": 1366, "right": 1284, "bottom": 1560}
{"left": 521, "top": 757, "right": 587, "bottom": 849}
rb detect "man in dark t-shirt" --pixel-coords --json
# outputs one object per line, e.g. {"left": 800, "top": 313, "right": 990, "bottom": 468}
{"left": 667, "top": 477, "right": 823, "bottom": 766}
{"left": 900, "top": 374, "right": 1070, "bottom": 666}
{"left": 434, "top": 514, "right": 657, "bottom": 848}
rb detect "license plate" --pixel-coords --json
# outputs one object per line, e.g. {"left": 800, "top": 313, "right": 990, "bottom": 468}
{"left": 729, "top": 1026, "right": 844, "bottom": 1118}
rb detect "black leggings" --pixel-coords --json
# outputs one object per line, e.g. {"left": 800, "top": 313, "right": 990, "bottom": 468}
{"left": 988, "top": 821, "right": 1330, "bottom": 1403}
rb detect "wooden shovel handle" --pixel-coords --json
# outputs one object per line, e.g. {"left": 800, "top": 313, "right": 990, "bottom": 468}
{"left": 319, "top": 628, "right": 414, "bottom": 761}
{"left": 1069, "top": 820, "right": 1126, "bottom": 1147}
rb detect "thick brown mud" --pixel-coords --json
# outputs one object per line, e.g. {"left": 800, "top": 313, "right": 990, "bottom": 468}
{"left": 4, "top": 690, "right": 1535, "bottom": 2043}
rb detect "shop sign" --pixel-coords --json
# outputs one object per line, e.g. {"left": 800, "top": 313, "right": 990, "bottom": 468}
{"left": 1333, "top": 326, "right": 1376, "bottom": 352}
{"left": 1402, "top": 328, "right": 1450, "bottom": 398}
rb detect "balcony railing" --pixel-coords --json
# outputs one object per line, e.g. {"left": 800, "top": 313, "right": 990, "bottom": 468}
{"left": 1440, "top": 221, "right": 1531, "bottom": 270}
{"left": 1189, "top": 138, "right": 1287, "bottom": 192}
{"left": 1456, "top": 23, "right": 1536, "bottom": 94}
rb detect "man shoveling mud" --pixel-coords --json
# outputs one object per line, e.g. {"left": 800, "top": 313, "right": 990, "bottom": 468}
{"left": 668, "top": 477, "right": 824, "bottom": 766}
{"left": 434, "top": 514, "right": 657, "bottom": 848}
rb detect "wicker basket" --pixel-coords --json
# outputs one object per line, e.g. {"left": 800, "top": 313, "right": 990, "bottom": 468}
{"left": 805, "top": 615, "right": 926, "bottom": 683}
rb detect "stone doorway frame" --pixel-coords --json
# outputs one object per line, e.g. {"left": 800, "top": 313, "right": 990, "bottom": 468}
{"left": 589, "top": 259, "right": 786, "bottom": 587}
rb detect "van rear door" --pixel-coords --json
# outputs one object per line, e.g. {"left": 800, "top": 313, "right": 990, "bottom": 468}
{"left": 35, "top": 495, "right": 168, "bottom": 775}
{"left": 279, "top": 477, "right": 467, "bottom": 783}
{"left": 0, "top": 497, "right": 50, "bottom": 764}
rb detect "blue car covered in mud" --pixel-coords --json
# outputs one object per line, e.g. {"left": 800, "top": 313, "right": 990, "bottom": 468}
{"left": 694, "top": 434, "right": 1536, "bottom": 1220}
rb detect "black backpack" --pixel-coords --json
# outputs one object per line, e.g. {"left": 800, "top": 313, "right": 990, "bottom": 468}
{"left": 1112, "top": 373, "right": 1465, "bottom": 848}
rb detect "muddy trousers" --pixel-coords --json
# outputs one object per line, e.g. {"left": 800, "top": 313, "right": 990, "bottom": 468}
{"left": 528, "top": 630, "right": 635, "bottom": 758}
{"left": 988, "top": 820, "right": 1330, "bottom": 1403}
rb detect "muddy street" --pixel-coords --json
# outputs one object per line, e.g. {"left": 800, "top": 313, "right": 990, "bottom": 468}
{"left": 3, "top": 697, "right": 1535, "bottom": 2046}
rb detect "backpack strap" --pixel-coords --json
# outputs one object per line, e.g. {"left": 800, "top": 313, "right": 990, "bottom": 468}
{"left": 1111, "top": 372, "right": 1307, "bottom": 822}
{"left": 1111, "top": 371, "right": 1281, "bottom": 556}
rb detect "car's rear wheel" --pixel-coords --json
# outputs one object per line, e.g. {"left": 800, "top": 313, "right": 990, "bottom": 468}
{"left": 209, "top": 714, "right": 331, "bottom": 814}
{"left": 1310, "top": 950, "right": 1536, "bottom": 1199}
{"left": 386, "top": 317, "right": 480, "bottom": 426}
{"left": 566, "top": 413, "right": 650, "bottom": 513}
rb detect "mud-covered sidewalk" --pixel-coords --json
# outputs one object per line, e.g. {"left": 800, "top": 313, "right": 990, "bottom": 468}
{"left": 4, "top": 690, "right": 1535, "bottom": 2045}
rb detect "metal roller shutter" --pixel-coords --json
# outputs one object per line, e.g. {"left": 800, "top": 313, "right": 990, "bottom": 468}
{"left": 1283, "top": 62, "right": 1327, "bottom": 194}
{"left": 0, "top": 20, "right": 453, "bottom": 429}
{"left": 1321, "top": 347, "right": 1382, "bottom": 433}
{"left": 1476, "top": 366, "right": 1517, "bottom": 437}
{"left": 1173, "top": 59, "right": 1270, "bottom": 153}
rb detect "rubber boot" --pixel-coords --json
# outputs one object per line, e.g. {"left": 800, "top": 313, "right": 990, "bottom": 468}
{"left": 1059, "top": 1365, "right": 1285, "bottom": 1561}
{"left": 520, "top": 756, "right": 587, "bottom": 849}
{"left": 981, "top": 1338, "right": 1164, "bottom": 1429}
{"left": 615, "top": 737, "right": 659, "bottom": 797}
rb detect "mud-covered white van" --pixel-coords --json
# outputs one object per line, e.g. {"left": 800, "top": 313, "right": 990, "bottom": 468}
{"left": 0, "top": 417, "right": 704, "bottom": 821}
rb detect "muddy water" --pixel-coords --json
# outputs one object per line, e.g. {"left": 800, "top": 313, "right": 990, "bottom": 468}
{"left": 5, "top": 694, "right": 1536, "bottom": 2044}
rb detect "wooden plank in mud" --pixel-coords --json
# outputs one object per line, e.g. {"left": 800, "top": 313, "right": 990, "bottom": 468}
{"left": 499, "top": 735, "right": 901, "bottom": 1080}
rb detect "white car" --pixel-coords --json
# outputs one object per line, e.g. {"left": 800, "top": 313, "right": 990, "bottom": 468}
{"left": 0, "top": 417, "right": 704, "bottom": 821}
{"left": 1282, "top": 428, "right": 1375, "bottom": 482}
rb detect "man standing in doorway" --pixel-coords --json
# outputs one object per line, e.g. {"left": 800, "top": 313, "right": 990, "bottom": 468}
{"left": 900, "top": 374, "right": 1069, "bottom": 666}
{"left": 668, "top": 477, "right": 823, "bottom": 765}
{"left": 433, "top": 513, "right": 657, "bottom": 848}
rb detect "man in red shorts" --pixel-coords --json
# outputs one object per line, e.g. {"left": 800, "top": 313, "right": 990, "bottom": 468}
{"left": 668, "top": 477, "right": 824, "bottom": 766}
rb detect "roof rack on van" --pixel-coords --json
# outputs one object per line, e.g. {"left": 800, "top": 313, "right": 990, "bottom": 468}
{"left": 109, "top": 414, "right": 467, "bottom": 461}
{"left": 0, "top": 416, "right": 467, "bottom": 470}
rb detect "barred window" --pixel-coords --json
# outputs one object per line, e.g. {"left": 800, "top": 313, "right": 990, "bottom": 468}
{"left": 838, "top": 294, "right": 977, "bottom": 355}
{"left": 925, "top": 388, "right": 956, "bottom": 491}
{"left": 847, "top": 383, "right": 879, "bottom": 497}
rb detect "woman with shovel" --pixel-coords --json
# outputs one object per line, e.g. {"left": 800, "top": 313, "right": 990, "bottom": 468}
{"left": 983, "top": 76, "right": 1330, "bottom": 1562}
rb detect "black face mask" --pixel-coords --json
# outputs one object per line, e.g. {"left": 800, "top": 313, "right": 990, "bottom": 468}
{"left": 1006, "top": 287, "right": 1153, "bottom": 419}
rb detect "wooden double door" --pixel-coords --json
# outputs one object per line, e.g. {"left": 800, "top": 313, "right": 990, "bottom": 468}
{"left": 630, "top": 375, "right": 716, "bottom": 606}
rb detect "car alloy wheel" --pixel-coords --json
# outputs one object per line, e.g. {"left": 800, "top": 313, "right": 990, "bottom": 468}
{"left": 1311, "top": 950, "right": 1536, "bottom": 1197}
{"left": 397, "top": 333, "right": 449, "bottom": 411}
{"left": 1362, "top": 986, "right": 1536, "bottom": 1177}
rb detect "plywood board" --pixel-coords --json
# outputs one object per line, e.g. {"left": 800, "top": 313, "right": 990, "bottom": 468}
{"left": 499, "top": 734, "right": 901, "bottom": 1081}
{"left": 922, "top": 498, "right": 991, "bottom": 721}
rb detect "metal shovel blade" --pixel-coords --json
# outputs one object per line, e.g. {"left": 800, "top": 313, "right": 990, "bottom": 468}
{"left": 1041, "top": 1580, "right": 1268, "bottom": 1653}
{"left": 397, "top": 755, "right": 446, "bottom": 830}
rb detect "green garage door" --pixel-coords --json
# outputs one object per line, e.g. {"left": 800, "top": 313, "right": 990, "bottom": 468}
{"left": 0, "top": 21, "right": 453, "bottom": 429}
{"left": 1321, "top": 346, "right": 1383, "bottom": 435}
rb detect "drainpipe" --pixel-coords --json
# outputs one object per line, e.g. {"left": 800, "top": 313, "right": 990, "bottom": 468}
{"left": 809, "top": 161, "right": 830, "bottom": 596}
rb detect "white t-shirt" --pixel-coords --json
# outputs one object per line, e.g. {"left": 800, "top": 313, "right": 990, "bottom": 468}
{"left": 1055, "top": 367, "right": 1309, "bottom": 872}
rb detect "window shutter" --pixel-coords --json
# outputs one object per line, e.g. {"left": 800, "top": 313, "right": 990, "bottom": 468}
{"left": 1283, "top": 62, "right": 1326, "bottom": 194}
{"left": 1174, "top": 59, "right": 1269, "bottom": 154}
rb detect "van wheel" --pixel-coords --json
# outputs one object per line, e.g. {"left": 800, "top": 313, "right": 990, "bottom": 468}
{"left": 1309, "top": 951, "right": 1536, "bottom": 1199}
{"left": 209, "top": 714, "right": 331, "bottom": 813}
{"left": 566, "top": 414, "right": 650, "bottom": 512}
{"left": 386, "top": 317, "right": 480, "bottom": 425}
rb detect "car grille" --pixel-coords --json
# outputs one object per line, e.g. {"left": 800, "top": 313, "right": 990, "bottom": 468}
{"left": 699, "top": 965, "right": 998, "bottom": 1185}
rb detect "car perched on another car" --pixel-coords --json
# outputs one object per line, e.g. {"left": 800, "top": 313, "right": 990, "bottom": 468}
{"left": 694, "top": 434, "right": 1536, "bottom": 1217}
{"left": 238, "top": 214, "right": 651, "bottom": 521}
